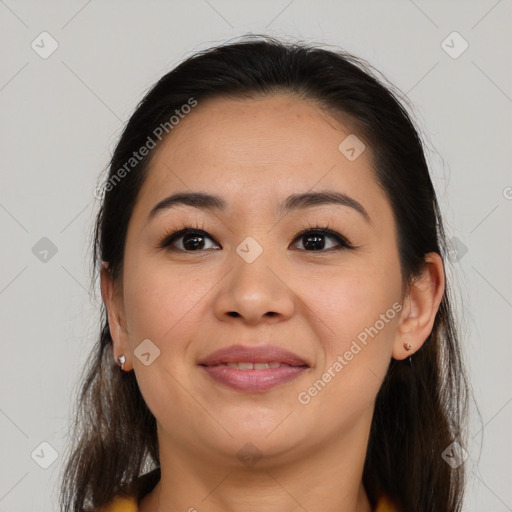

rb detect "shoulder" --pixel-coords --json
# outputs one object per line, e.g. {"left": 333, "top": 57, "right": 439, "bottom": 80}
{"left": 96, "top": 468, "right": 160, "bottom": 512}
{"left": 96, "top": 471, "right": 398, "bottom": 512}
{"left": 97, "top": 494, "right": 399, "bottom": 512}
{"left": 375, "top": 493, "right": 401, "bottom": 512}
{"left": 97, "top": 493, "right": 400, "bottom": 512}
{"left": 96, "top": 495, "right": 138, "bottom": 512}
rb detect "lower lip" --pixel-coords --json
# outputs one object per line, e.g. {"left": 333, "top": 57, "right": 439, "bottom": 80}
{"left": 200, "top": 365, "right": 308, "bottom": 392}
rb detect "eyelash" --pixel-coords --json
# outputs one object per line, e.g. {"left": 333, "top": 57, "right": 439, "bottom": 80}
{"left": 157, "top": 221, "right": 355, "bottom": 253}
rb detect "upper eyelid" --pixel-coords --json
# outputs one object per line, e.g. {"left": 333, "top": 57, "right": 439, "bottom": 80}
{"left": 291, "top": 228, "right": 353, "bottom": 249}
{"left": 159, "top": 227, "right": 218, "bottom": 248}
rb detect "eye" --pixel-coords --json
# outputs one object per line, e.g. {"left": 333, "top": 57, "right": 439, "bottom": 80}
{"left": 159, "top": 228, "right": 221, "bottom": 252}
{"left": 290, "top": 228, "right": 353, "bottom": 252}
{"left": 158, "top": 225, "right": 354, "bottom": 253}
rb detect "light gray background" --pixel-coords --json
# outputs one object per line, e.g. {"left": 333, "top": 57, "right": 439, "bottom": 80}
{"left": 1, "top": 1, "right": 511, "bottom": 511}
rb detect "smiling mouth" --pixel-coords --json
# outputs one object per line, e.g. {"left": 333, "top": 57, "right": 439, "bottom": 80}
{"left": 200, "top": 364, "right": 308, "bottom": 392}
{"left": 204, "top": 361, "right": 304, "bottom": 370}
{"left": 197, "top": 344, "right": 309, "bottom": 367}
{"left": 198, "top": 347, "right": 309, "bottom": 391}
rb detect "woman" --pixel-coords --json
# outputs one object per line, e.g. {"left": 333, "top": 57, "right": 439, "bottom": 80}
{"left": 60, "top": 35, "right": 469, "bottom": 512}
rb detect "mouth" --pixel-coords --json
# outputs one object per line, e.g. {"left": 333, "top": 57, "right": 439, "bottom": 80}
{"left": 206, "top": 361, "right": 299, "bottom": 369}
{"left": 197, "top": 345, "right": 309, "bottom": 392}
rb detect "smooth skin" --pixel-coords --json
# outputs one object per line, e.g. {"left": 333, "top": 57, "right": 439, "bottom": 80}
{"left": 101, "top": 93, "right": 445, "bottom": 512}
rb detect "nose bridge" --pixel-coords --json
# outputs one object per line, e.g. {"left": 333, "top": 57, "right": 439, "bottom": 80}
{"left": 213, "top": 233, "right": 295, "bottom": 324}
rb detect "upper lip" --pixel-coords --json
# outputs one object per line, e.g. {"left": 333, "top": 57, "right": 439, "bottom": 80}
{"left": 198, "top": 345, "right": 309, "bottom": 367}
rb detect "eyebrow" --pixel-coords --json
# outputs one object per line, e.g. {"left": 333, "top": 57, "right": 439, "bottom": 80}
{"left": 148, "top": 190, "right": 371, "bottom": 223}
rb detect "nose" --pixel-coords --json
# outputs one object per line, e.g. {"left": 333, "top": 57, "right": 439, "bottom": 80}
{"left": 212, "top": 248, "right": 296, "bottom": 326}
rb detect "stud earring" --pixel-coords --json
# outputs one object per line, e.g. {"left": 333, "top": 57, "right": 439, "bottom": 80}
{"left": 117, "top": 354, "right": 126, "bottom": 371}
{"left": 403, "top": 342, "right": 412, "bottom": 351}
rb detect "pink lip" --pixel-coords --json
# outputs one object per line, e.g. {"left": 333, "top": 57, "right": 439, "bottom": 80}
{"left": 198, "top": 345, "right": 309, "bottom": 392}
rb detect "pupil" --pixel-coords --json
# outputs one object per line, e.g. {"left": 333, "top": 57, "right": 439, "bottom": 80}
{"left": 304, "top": 234, "right": 324, "bottom": 250}
{"left": 184, "top": 233, "right": 204, "bottom": 250}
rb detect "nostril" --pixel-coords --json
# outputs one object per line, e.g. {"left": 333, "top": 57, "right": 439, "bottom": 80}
{"left": 226, "top": 311, "right": 276, "bottom": 318}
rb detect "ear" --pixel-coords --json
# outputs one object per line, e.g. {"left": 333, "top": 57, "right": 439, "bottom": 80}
{"left": 393, "top": 252, "right": 445, "bottom": 360}
{"left": 100, "top": 262, "right": 133, "bottom": 371}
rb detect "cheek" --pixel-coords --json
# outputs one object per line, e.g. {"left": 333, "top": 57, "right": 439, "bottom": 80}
{"left": 294, "top": 284, "right": 401, "bottom": 428}
{"left": 122, "top": 260, "right": 215, "bottom": 345}
{"left": 120, "top": 262, "right": 215, "bottom": 423}
{"left": 305, "top": 258, "right": 402, "bottom": 409}
{"left": 294, "top": 252, "right": 402, "bottom": 396}
{"left": 299, "top": 260, "right": 401, "bottom": 342}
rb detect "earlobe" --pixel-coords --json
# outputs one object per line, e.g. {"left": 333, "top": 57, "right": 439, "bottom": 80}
{"left": 393, "top": 252, "right": 445, "bottom": 360}
{"left": 100, "top": 262, "right": 132, "bottom": 371}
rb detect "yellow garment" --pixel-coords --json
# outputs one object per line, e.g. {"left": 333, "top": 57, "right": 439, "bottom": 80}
{"left": 98, "top": 493, "right": 399, "bottom": 511}
{"left": 97, "top": 496, "right": 137, "bottom": 512}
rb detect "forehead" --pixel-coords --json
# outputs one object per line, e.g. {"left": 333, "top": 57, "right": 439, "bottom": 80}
{"left": 151, "top": 93, "right": 362, "bottom": 169}
{"left": 135, "top": 93, "right": 383, "bottom": 219}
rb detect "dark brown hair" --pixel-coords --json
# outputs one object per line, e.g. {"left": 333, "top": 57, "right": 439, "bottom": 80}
{"left": 60, "top": 34, "right": 469, "bottom": 512}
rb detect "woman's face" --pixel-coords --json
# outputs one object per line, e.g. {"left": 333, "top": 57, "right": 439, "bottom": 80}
{"left": 110, "top": 93, "right": 406, "bottom": 465}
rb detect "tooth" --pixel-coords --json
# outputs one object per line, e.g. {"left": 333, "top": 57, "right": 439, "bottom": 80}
{"left": 267, "top": 361, "right": 281, "bottom": 368}
{"left": 238, "top": 362, "right": 254, "bottom": 370}
{"left": 254, "top": 362, "right": 269, "bottom": 370}
{"left": 226, "top": 363, "right": 238, "bottom": 368}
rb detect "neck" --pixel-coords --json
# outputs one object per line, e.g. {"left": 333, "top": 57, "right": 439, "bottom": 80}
{"left": 139, "top": 413, "right": 374, "bottom": 512}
